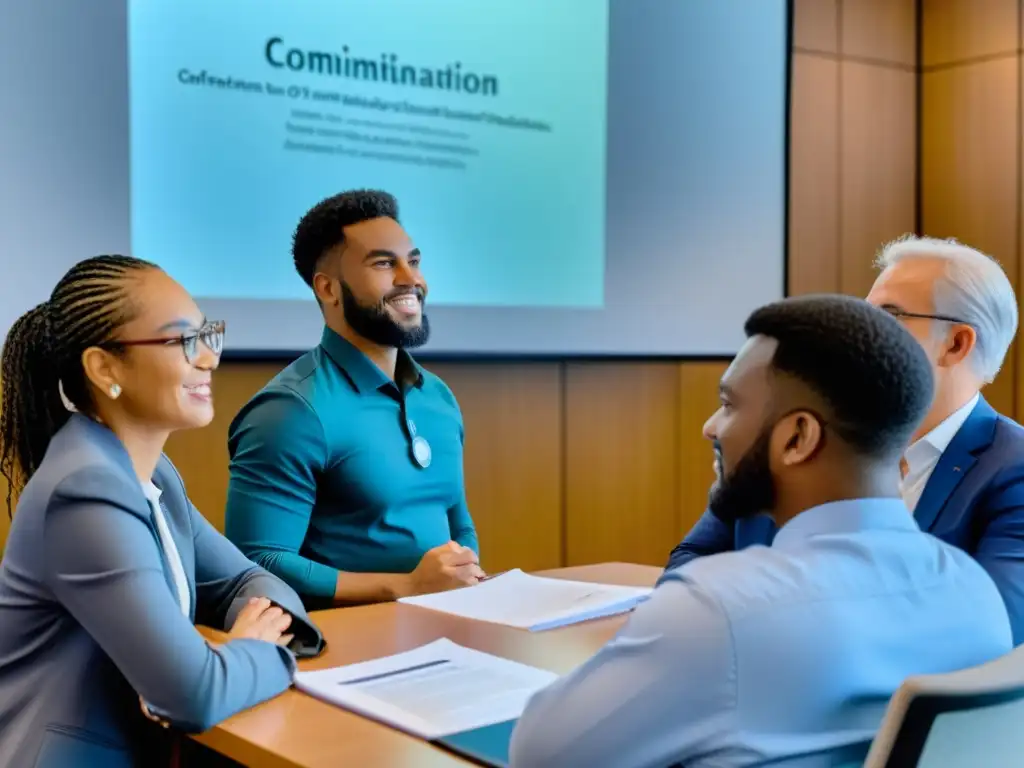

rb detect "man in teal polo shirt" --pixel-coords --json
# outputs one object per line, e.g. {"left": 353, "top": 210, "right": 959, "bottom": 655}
{"left": 224, "top": 189, "right": 482, "bottom": 605}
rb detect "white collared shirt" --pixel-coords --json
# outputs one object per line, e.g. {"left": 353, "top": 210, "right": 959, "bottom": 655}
{"left": 142, "top": 481, "right": 191, "bottom": 618}
{"left": 900, "top": 393, "right": 979, "bottom": 512}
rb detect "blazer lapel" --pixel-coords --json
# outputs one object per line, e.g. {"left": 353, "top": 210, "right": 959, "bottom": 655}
{"left": 73, "top": 416, "right": 199, "bottom": 620}
{"left": 152, "top": 475, "right": 198, "bottom": 622}
{"left": 914, "top": 398, "right": 998, "bottom": 532}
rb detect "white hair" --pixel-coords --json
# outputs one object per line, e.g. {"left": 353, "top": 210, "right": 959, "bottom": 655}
{"left": 875, "top": 235, "right": 1018, "bottom": 383}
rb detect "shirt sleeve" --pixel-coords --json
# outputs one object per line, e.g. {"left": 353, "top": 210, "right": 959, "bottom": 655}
{"left": 447, "top": 409, "right": 479, "bottom": 553}
{"left": 183, "top": 497, "right": 326, "bottom": 658}
{"left": 663, "top": 508, "right": 734, "bottom": 574}
{"left": 509, "top": 573, "right": 737, "bottom": 768}
{"left": 43, "top": 468, "right": 295, "bottom": 733}
{"left": 447, "top": 497, "right": 479, "bottom": 553}
{"left": 225, "top": 388, "right": 338, "bottom": 600}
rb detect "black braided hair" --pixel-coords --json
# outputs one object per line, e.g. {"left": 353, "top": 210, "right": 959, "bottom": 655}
{"left": 0, "top": 255, "right": 157, "bottom": 515}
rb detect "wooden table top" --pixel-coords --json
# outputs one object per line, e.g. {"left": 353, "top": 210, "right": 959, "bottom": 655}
{"left": 192, "top": 562, "right": 661, "bottom": 767}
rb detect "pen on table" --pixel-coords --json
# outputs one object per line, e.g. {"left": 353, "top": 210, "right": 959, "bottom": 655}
{"left": 340, "top": 658, "right": 451, "bottom": 686}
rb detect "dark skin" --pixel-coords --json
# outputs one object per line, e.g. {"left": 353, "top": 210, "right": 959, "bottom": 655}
{"left": 312, "top": 216, "right": 425, "bottom": 381}
{"left": 704, "top": 335, "right": 902, "bottom": 529}
{"left": 308, "top": 216, "right": 483, "bottom": 603}
{"left": 82, "top": 268, "right": 219, "bottom": 484}
{"left": 84, "top": 271, "right": 290, "bottom": 632}
{"left": 76, "top": 268, "right": 292, "bottom": 724}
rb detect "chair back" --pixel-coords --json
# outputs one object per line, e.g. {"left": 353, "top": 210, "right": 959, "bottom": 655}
{"left": 863, "top": 644, "right": 1024, "bottom": 767}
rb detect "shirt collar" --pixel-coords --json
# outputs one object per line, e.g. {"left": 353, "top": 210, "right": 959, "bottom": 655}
{"left": 141, "top": 481, "right": 163, "bottom": 507}
{"left": 772, "top": 498, "right": 918, "bottom": 550}
{"left": 319, "top": 326, "right": 424, "bottom": 394}
{"left": 903, "top": 393, "right": 979, "bottom": 472}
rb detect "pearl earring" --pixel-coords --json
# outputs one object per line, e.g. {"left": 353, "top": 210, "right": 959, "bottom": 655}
{"left": 109, "top": 384, "right": 121, "bottom": 399}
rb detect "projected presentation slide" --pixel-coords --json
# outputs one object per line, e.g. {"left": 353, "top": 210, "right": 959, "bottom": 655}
{"left": 129, "top": 0, "right": 608, "bottom": 309}
{"left": 1, "top": 0, "right": 787, "bottom": 356}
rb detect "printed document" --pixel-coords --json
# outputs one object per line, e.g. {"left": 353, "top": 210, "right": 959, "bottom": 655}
{"left": 398, "top": 568, "right": 652, "bottom": 631}
{"left": 293, "top": 638, "right": 557, "bottom": 739}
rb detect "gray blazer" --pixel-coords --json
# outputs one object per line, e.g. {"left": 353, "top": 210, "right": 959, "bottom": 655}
{"left": 0, "top": 414, "right": 325, "bottom": 767}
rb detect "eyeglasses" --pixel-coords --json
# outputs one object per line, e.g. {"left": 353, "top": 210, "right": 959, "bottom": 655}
{"left": 881, "top": 307, "right": 973, "bottom": 327}
{"left": 105, "top": 320, "right": 225, "bottom": 363}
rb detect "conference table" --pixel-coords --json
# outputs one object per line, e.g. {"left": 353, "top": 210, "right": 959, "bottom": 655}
{"left": 192, "top": 562, "right": 660, "bottom": 767}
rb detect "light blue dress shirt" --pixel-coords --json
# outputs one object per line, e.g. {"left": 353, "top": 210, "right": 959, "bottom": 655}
{"left": 510, "top": 499, "right": 1013, "bottom": 768}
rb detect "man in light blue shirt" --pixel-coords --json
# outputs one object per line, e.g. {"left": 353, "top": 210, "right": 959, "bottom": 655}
{"left": 510, "top": 295, "right": 1013, "bottom": 768}
{"left": 666, "top": 237, "right": 1024, "bottom": 645}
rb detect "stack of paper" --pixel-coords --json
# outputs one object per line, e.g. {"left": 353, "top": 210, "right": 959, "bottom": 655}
{"left": 397, "top": 568, "right": 652, "bottom": 631}
{"left": 293, "top": 638, "right": 557, "bottom": 740}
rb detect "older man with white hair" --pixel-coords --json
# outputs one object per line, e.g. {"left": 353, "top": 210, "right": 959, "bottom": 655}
{"left": 666, "top": 235, "right": 1024, "bottom": 643}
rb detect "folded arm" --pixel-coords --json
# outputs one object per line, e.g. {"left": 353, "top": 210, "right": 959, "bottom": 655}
{"left": 184, "top": 490, "right": 325, "bottom": 657}
{"left": 663, "top": 508, "right": 734, "bottom": 574}
{"left": 44, "top": 468, "right": 295, "bottom": 733}
{"left": 509, "top": 574, "right": 736, "bottom": 767}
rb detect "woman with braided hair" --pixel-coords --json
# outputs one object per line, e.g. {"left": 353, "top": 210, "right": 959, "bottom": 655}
{"left": 0, "top": 256, "right": 324, "bottom": 768}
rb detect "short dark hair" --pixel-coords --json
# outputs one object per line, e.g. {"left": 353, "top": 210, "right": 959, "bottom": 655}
{"left": 292, "top": 189, "right": 399, "bottom": 287}
{"left": 0, "top": 255, "right": 157, "bottom": 514}
{"left": 744, "top": 294, "right": 934, "bottom": 458}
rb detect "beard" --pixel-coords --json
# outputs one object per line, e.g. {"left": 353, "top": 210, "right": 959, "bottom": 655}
{"left": 341, "top": 281, "right": 430, "bottom": 349}
{"left": 708, "top": 426, "right": 776, "bottom": 525}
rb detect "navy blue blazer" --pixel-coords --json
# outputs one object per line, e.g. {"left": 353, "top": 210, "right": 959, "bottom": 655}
{"left": 666, "top": 397, "right": 1024, "bottom": 643}
{"left": 0, "top": 415, "right": 325, "bottom": 767}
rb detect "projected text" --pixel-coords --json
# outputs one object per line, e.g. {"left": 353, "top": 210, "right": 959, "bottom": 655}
{"left": 265, "top": 37, "right": 500, "bottom": 96}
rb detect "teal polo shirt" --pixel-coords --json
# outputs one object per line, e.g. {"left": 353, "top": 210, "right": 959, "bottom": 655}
{"left": 224, "top": 327, "right": 478, "bottom": 601}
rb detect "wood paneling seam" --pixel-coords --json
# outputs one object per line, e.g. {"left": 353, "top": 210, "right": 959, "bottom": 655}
{"left": 921, "top": 50, "right": 1022, "bottom": 75}
{"left": 794, "top": 46, "right": 916, "bottom": 72}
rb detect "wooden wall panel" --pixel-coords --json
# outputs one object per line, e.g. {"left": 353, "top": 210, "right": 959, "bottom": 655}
{"left": 921, "top": 61, "right": 1019, "bottom": 251}
{"left": 839, "top": 64, "right": 918, "bottom": 297}
{"left": 677, "top": 362, "right": 729, "bottom": 538}
{"left": 564, "top": 364, "right": 681, "bottom": 567}
{"left": 921, "top": 58, "right": 1020, "bottom": 416}
{"left": 793, "top": 0, "right": 839, "bottom": 52}
{"left": 922, "top": 0, "right": 1019, "bottom": 67}
{"left": 425, "top": 363, "right": 563, "bottom": 573}
{"left": 788, "top": 54, "right": 841, "bottom": 296}
{"left": 842, "top": 0, "right": 917, "bottom": 66}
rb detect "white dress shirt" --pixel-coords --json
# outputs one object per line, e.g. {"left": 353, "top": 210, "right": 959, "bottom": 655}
{"left": 900, "top": 394, "right": 979, "bottom": 512}
{"left": 509, "top": 499, "right": 1012, "bottom": 768}
{"left": 142, "top": 481, "right": 191, "bottom": 617}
